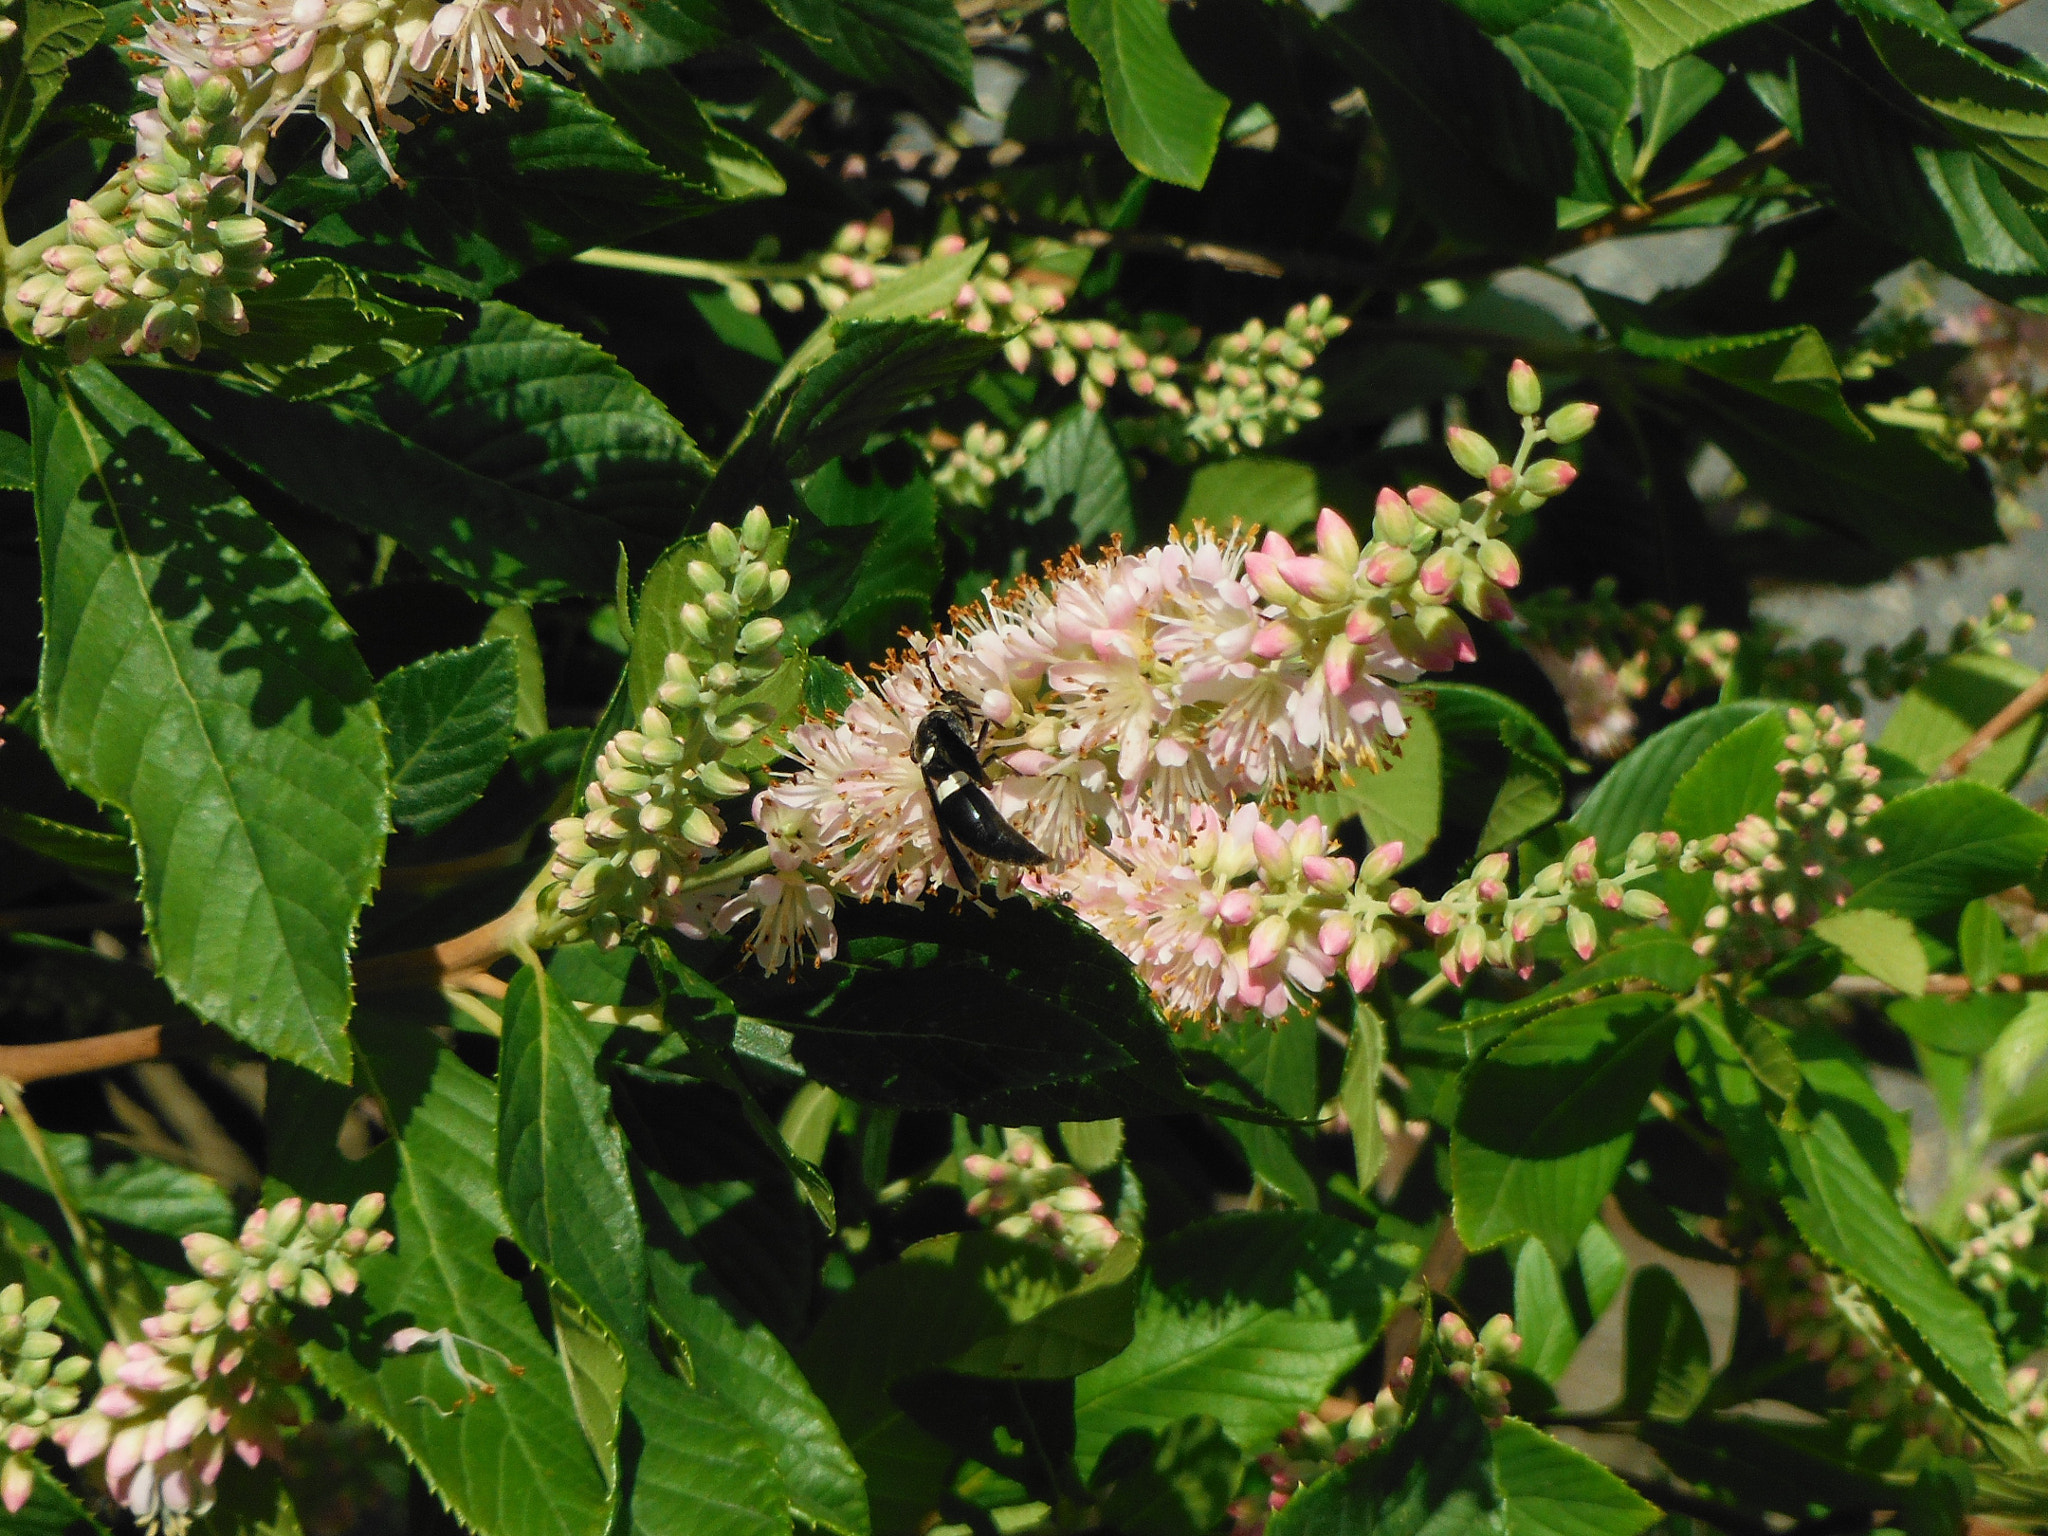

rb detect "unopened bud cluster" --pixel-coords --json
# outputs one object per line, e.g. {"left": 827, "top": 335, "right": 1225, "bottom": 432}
{"left": 962, "top": 1130, "right": 1120, "bottom": 1270}
{"left": 53, "top": 1195, "right": 392, "bottom": 1533}
{"left": 1684, "top": 707, "right": 1884, "bottom": 970}
{"left": 15, "top": 70, "right": 272, "bottom": 361}
{"left": 2008, "top": 1364, "right": 2048, "bottom": 1457}
{"left": 1950, "top": 1153, "right": 2048, "bottom": 1298}
{"left": 1412, "top": 831, "right": 1678, "bottom": 987}
{"left": 0, "top": 1286, "right": 91, "bottom": 1515}
{"left": 1182, "top": 300, "right": 1348, "bottom": 455}
{"left": 1740, "top": 1228, "right": 1977, "bottom": 1458}
{"left": 1228, "top": 1314, "right": 1520, "bottom": 1536}
{"left": 1871, "top": 382, "right": 2048, "bottom": 479}
{"left": 546, "top": 510, "right": 789, "bottom": 948}
{"left": 926, "top": 418, "right": 1050, "bottom": 508}
{"left": 1246, "top": 372, "right": 1593, "bottom": 679}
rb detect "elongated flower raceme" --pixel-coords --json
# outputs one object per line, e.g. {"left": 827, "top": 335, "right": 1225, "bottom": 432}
{"left": 0, "top": 1285, "right": 92, "bottom": 1514}
{"left": 52, "top": 1195, "right": 393, "bottom": 1535}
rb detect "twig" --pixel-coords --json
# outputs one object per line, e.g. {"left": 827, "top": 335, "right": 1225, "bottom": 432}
{"left": 0, "top": 1026, "right": 164, "bottom": 1084}
{"left": 1563, "top": 130, "right": 1795, "bottom": 250}
{"left": 1935, "top": 670, "right": 2048, "bottom": 781}
{"left": 1617, "top": 1477, "right": 1784, "bottom": 1536}
{"left": 130, "top": 1061, "right": 261, "bottom": 1198}
{"left": 1832, "top": 972, "right": 2048, "bottom": 998}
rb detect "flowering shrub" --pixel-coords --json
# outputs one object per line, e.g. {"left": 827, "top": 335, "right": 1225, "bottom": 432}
{"left": 13, "top": 2, "right": 2048, "bottom": 1534}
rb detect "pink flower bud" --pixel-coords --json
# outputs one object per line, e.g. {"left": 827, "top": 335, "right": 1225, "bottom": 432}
{"left": 1218, "top": 889, "right": 1257, "bottom": 926}
{"left": 1406, "top": 484, "right": 1463, "bottom": 529}
{"left": 1446, "top": 426, "right": 1498, "bottom": 479}
{"left": 1320, "top": 914, "right": 1355, "bottom": 956}
{"left": 1261, "top": 530, "right": 1296, "bottom": 560}
{"left": 1363, "top": 546, "right": 1418, "bottom": 588}
{"left": 1253, "top": 620, "right": 1303, "bottom": 659}
{"left": 1373, "top": 487, "right": 1417, "bottom": 545}
{"left": 1244, "top": 551, "right": 1297, "bottom": 606}
{"left": 1280, "top": 555, "right": 1349, "bottom": 604}
{"left": 1346, "top": 938, "right": 1381, "bottom": 992}
{"left": 1315, "top": 507, "right": 1360, "bottom": 570}
{"left": 1324, "top": 634, "right": 1357, "bottom": 694}
{"left": 1248, "top": 915, "right": 1290, "bottom": 970}
{"left": 1507, "top": 359, "right": 1542, "bottom": 415}
{"left": 1522, "top": 459, "right": 1577, "bottom": 497}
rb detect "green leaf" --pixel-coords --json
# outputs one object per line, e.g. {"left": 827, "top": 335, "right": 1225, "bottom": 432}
{"left": 823, "top": 477, "right": 942, "bottom": 654}
{"left": 1812, "top": 910, "right": 1928, "bottom": 998}
{"left": 1060, "top": 1119, "right": 1125, "bottom": 1175}
{"left": 1633, "top": 55, "right": 1725, "bottom": 184}
{"left": 801, "top": 1230, "right": 1123, "bottom": 1532}
{"left": 1848, "top": 782, "right": 2048, "bottom": 919}
{"left": 1850, "top": 3, "right": 2048, "bottom": 195}
{"left": 1301, "top": 705, "right": 1442, "bottom": 868}
{"left": 950, "top": 1236, "right": 1145, "bottom": 1380}
{"left": 26, "top": 360, "right": 387, "bottom": 1081}
{"left": 644, "top": 1211, "right": 869, "bottom": 1536}
{"left": 1604, "top": 0, "right": 1809, "bottom": 69}
{"left": 586, "top": 0, "right": 737, "bottom": 69}
{"left": 0, "top": 0, "right": 103, "bottom": 169}
{"left": 1021, "top": 407, "right": 1135, "bottom": 549}
{"left": 618, "top": 1359, "right": 791, "bottom": 1536}
{"left": 1492, "top": 1419, "right": 1660, "bottom": 1536}
{"left": 765, "top": 0, "right": 973, "bottom": 106}
{"left": 1619, "top": 1267, "right": 1712, "bottom": 1422}
{"left": 293, "top": 1017, "right": 615, "bottom": 1536}
{"left": 1878, "top": 654, "right": 2044, "bottom": 788}
{"left": 1777, "top": 1105, "right": 2009, "bottom": 1416}
{"left": 1984, "top": 996, "right": 2048, "bottom": 1136}
{"left": 142, "top": 303, "right": 711, "bottom": 604}
{"left": 1194, "top": 1010, "right": 1323, "bottom": 1207}
{"left": 1512, "top": 1225, "right": 1628, "bottom": 1384}
{"left": 1177, "top": 457, "right": 1319, "bottom": 538}
{"left": 1605, "top": 306, "right": 1868, "bottom": 440}
{"left": 207, "top": 258, "right": 454, "bottom": 399}
{"left": 1069, "top": 0, "right": 1231, "bottom": 189}
{"left": 1451, "top": 996, "right": 1680, "bottom": 1259}
{"left": 378, "top": 641, "right": 520, "bottom": 833}
{"left": 552, "top": 1289, "right": 628, "bottom": 1483}
{"left": 1090, "top": 1414, "right": 1245, "bottom": 1536}
{"left": 0, "top": 806, "right": 135, "bottom": 878}
{"left": 498, "top": 961, "right": 648, "bottom": 1346}
{"left": 776, "top": 320, "right": 1000, "bottom": 479}
{"left": 1073, "top": 1212, "right": 1415, "bottom": 1475}
{"left": 277, "top": 78, "right": 745, "bottom": 295}
{"left": 1458, "top": 937, "right": 1711, "bottom": 1034}
{"left": 1340, "top": 1003, "right": 1388, "bottom": 1195}
{"left": 1495, "top": 0, "right": 1635, "bottom": 205}
{"left": 1431, "top": 684, "right": 1571, "bottom": 854}
{"left": 0, "top": 429, "right": 30, "bottom": 490}
{"left": 1571, "top": 702, "right": 1772, "bottom": 852}
{"left": 1661, "top": 707, "right": 1789, "bottom": 933}
{"left": 1266, "top": 1374, "right": 1502, "bottom": 1536}
{"left": 1886, "top": 992, "right": 2026, "bottom": 1056}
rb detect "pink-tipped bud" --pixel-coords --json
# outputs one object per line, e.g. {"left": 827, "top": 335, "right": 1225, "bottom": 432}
{"left": 1361, "top": 842, "right": 1404, "bottom": 884}
{"left": 1247, "top": 915, "right": 1290, "bottom": 970}
{"left": 1544, "top": 401, "right": 1598, "bottom": 444}
{"left": 1522, "top": 459, "right": 1577, "bottom": 497}
{"left": 1417, "top": 549, "right": 1461, "bottom": 598}
{"left": 1406, "top": 484, "right": 1463, "bottom": 529}
{"left": 1446, "top": 426, "right": 1498, "bottom": 479}
{"left": 1476, "top": 539, "right": 1520, "bottom": 587}
{"left": 1261, "top": 530, "right": 1296, "bottom": 560}
{"left": 1320, "top": 914, "right": 1355, "bottom": 956}
{"left": 1325, "top": 634, "right": 1357, "bottom": 695}
{"left": 1218, "top": 888, "right": 1257, "bottom": 926}
{"left": 1279, "top": 554, "right": 1349, "bottom": 604}
{"left": 1373, "top": 487, "right": 1418, "bottom": 545}
{"left": 1506, "top": 359, "right": 1542, "bottom": 415}
{"left": 1363, "top": 547, "right": 1418, "bottom": 588}
{"left": 1244, "top": 550, "right": 1297, "bottom": 606}
{"left": 1253, "top": 620, "right": 1303, "bottom": 659}
{"left": 1346, "top": 937, "right": 1381, "bottom": 992}
{"left": 1567, "top": 909, "right": 1598, "bottom": 961}
{"left": 1315, "top": 507, "right": 1360, "bottom": 570}
{"left": 1487, "top": 463, "right": 1514, "bottom": 493}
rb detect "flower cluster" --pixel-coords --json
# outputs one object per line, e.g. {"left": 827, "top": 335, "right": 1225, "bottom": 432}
{"left": 1181, "top": 300, "right": 1346, "bottom": 455}
{"left": 54, "top": 1195, "right": 392, "bottom": 1534}
{"left": 0, "top": 1286, "right": 92, "bottom": 1515}
{"left": 1740, "top": 1228, "right": 1978, "bottom": 1458}
{"left": 1683, "top": 707, "right": 1885, "bottom": 970}
{"left": 961, "top": 1130, "right": 1120, "bottom": 1270}
{"left": 543, "top": 510, "right": 789, "bottom": 949}
{"left": 1227, "top": 1314, "right": 1520, "bottom": 1536}
{"left": 2009, "top": 1364, "right": 2048, "bottom": 1457}
{"left": 131, "top": 0, "right": 619, "bottom": 185}
{"left": 1950, "top": 1154, "right": 2048, "bottom": 1298}
{"left": 15, "top": 71, "right": 274, "bottom": 362}
{"left": 927, "top": 418, "right": 1050, "bottom": 508}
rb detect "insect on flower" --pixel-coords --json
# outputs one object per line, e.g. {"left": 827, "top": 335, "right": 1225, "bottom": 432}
{"left": 914, "top": 654, "right": 1051, "bottom": 890}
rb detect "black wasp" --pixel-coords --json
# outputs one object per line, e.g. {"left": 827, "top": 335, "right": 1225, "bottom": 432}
{"left": 914, "top": 656, "right": 1051, "bottom": 891}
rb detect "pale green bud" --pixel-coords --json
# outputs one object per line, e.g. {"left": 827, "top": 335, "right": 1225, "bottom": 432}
{"left": 1543, "top": 402, "right": 1599, "bottom": 444}
{"left": 705, "top": 522, "right": 740, "bottom": 569}
{"left": 741, "top": 506, "right": 772, "bottom": 553}
{"left": 1506, "top": 359, "right": 1541, "bottom": 416}
{"left": 1446, "top": 426, "right": 1498, "bottom": 479}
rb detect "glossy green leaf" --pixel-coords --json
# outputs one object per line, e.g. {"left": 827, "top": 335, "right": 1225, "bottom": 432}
{"left": 824, "top": 476, "right": 941, "bottom": 653}
{"left": 1607, "top": 307, "right": 1867, "bottom": 440}
{"left": 1458, "top": 938, "right": 1710, "bottom": 1034}
{"left": 1090, "top": 1413, "right": 1245, "bottom": 1536}
{"left": 0, "top": 429, "right": 30, "bottom": 490}
{"left": 766, "top": 0, "right": 973, "bottom": 105}
{"left": 619, "top": 1357, "right": 792, "bottom": 1536}
{"left": 552, "top": 1289, "right": 627, "bottom": 1483}
{"left": 1848, "top": 781, "right": 2048, "bottom": 919}
{"left": 0, "top": 806, "right": 135, "bottom": 878}
{"left": 1878, "top": 654, "right": 2044, "bottom": 788}
{"left": 1495, "top": 0, "right": 1634, "bottom": 204}
{"left": 1070, "top": 0, "right": 1230, "bottom": 189}
{"left": 277, "top": 77, "right": 748, "bottom": 295}
{"left": 1301, "top": 705, "right": 1442, "bottom": 868}
{"left": 1633, "top": 56, "right": 1725, "bottom": 183}
{"left": 26, "top": 360, "right": 387, "bottom": 1081}
{"left": 293, "top": 1018, "right": 615, "bottom": 1536}
{"left": 776, "top": 320, "right": 1000, "bottom": 479}
{"left": 1619, "top": 1267, "right": 1712, "bottom": 1422}
{"left": 1850, "top": 3, "right": 2048, "bottom": 195}
{"left": 1493, "top": 1419, "right": 1660, "bottom": 1536}
{"left": 142, "top": 303, "right": 711, "bottom": 604}
{"left": 378, "top": 641, "right": 520, "bottom": 833}
{"left": 1266, "top": 1375, "right": 1502, "bottom": 1536}
{"left": 1571, "top": 702, "right": 1772, "bottom": 852}
{"left": 1341, "top": 1002, "right": 1388, "bottom": 1195}
{"left": 1511, "top": 1225, "right": 1628, "bottom": 1385}
{"left": 1604, "top": 0, "right": 1809, "bottom": 68}
{"left": 1777, "top": 1105, "right": 2009, "bottom": 1416}
{"left": 498, "top": 961, "right": 648, "bottom": 1345}
{"left": 1021, "top": 407, "right": 1135, "bottom": 549}
{"left": 1178, "top": 456, "right": 1319, "bottom": 537}
{"left": 644, "top": 1213, "right": 868, "bottom": 1536}
{"left": 1073, "top": 1213, "right": 1415, "bottom": 1475}
{"left": 1812, "top": 909, "right": 1927, "bottom": 997}
{"left": 208, "top": 258, "right": 454, "bottom": 399}
{"left": 1195, "top": 1010, "right": 1322, "bottom": 1207}
{"left": 1451, "top": 996, "right": 1680, "bottom": 1259}
{"left": 0, "top": 0, "right": 103, "bottom": 168}
{"left": 1661, "top": 707, "right": 1789, "bottom": 932}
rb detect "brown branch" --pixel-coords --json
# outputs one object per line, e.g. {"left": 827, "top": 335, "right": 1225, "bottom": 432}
{"left": 1935, "top": 670, "right": 2048, "bottom": 782}
{"left": 1561, "top": 130, "right": 1795, "bottom": 251}
{"left": 355, "top": 904, "right": 530, "bottom": 994}
{"left": 0, "top": 1025, "right": 163, "bottom": 1085}
{"left": 1833, "top": 971, "right": 2048, "bottom": 999}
